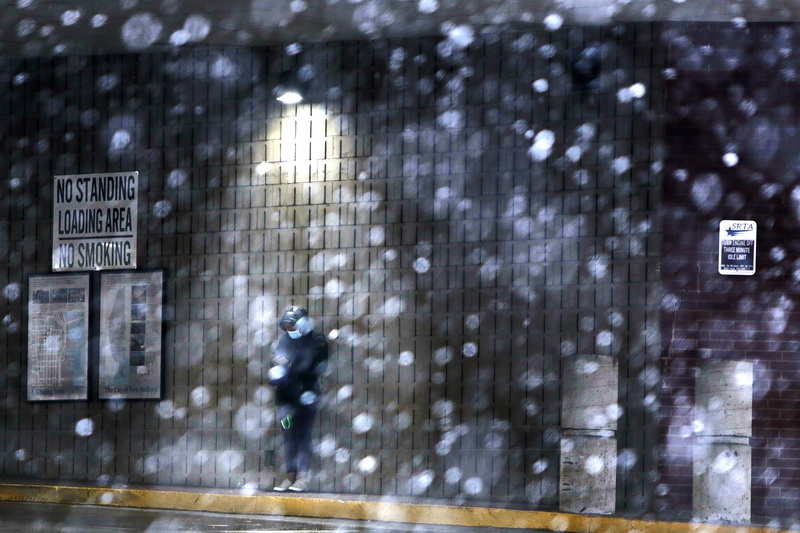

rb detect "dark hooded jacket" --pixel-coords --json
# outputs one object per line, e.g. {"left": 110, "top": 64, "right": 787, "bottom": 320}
{"left": 269, "top": 330, "right": 328, "bottom": 407}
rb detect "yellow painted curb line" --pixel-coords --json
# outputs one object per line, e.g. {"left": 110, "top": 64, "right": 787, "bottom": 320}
{"left": 0, "top": 483, "right": 793, "bottom": 533}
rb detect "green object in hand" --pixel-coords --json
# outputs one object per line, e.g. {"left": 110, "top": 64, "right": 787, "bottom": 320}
{"left": 281, "top": 415, "right": 292, "bottom": 429}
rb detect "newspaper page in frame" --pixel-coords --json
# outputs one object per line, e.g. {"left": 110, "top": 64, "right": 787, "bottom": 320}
{"left": 99, "top": 270, "right": 163, "bottom": 399}
{"left": 27, "top": 274, "right": 90, "bottom": 401}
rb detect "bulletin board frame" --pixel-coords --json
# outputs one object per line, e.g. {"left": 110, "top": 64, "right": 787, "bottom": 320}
{"left": 27, "top": 273, "right": 91, "bottom": 401}
{"left": 97, "top": 269, "right": 164, "bottom": 400}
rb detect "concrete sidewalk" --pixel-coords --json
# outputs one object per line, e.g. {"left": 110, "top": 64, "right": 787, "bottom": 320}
{"left": 0, "top": 481, "right": 793, "bottom": 533}
{"left": 0, "top": 500, "right": 539, "bottom": 532}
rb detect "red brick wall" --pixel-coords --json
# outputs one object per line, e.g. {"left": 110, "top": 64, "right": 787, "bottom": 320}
{"left": 662, "top": 21, "right": 800, "bottom": 517}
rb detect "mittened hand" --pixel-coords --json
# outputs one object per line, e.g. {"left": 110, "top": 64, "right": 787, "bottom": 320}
{"left": 268, "top": 365, "right": 288, "bottom": 385}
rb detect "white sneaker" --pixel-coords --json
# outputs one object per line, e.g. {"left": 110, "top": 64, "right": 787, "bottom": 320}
{"left": 288, "top": 476, "right": 308, "bottom": 492}
{"left": 273, "top": 478, "right": 293, "bottom": 492}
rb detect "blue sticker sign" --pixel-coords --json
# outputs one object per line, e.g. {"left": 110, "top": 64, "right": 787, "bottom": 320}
{"left": 718, "top": 220, "right": 756, "bottom": 276}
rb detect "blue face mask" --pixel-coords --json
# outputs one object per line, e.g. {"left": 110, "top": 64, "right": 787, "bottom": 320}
{"left": 287, "top": 329, "right": 302, "bottom": 339}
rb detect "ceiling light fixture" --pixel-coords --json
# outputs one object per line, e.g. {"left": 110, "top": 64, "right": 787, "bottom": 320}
{"left": 275, "top": 70, "right": 306, "bottom": 104}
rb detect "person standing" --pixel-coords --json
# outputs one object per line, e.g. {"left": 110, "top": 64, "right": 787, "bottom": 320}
{"left": 267, "top": 306, "right": 328, "bottom": 492}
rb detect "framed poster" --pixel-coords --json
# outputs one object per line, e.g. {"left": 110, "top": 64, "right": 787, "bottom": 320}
{"left": 27, "top": 273, "right": 90, "bottom": 401}
{"left": 98, "top": 270, "right": 163, "bottom": 400}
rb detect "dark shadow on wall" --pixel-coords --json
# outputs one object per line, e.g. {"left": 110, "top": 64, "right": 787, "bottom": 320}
{"left": 662, "top": 21, "right": 800, "bottom": 519}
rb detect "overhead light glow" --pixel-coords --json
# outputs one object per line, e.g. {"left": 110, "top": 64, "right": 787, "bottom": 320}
{"left": 276, "top": 90, "right": 303, "bottom": 104}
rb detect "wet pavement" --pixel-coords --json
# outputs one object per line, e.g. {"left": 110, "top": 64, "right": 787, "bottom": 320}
{"left": 0, "top": 501, "right": 544, "bottom": 533}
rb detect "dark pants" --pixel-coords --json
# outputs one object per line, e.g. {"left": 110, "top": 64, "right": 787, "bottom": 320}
{"left": 282, "top": 404, "right": 316, "bottom": 473}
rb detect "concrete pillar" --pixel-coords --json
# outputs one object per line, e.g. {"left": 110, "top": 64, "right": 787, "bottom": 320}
{"left": 560, "top": 431, "right": 617, "bottom": 514}
{"left": 559, "top": 355, "right": 618, "bottom": 515}
{"left": 693, "top": 360, "right": 753, "bottom": 523}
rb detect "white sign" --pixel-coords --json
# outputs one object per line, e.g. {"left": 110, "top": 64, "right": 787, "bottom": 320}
{"left": 52, "top": 171, "right": 138, "bottom": 271}
{"left": 718, "top": 220, "right": 756, "bottom": 276}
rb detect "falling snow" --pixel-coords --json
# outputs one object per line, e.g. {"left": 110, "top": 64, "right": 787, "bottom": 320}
{"left": 121, "top": 13, "right": 163, "bottom": 51}
{"left": 75, "top": 418, "right": 95, "bottom": 437}
{"left": 1, "top": 0, "right": 788, "bottom": 527}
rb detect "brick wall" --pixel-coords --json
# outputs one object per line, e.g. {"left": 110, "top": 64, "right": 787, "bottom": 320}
{"left": 662, "top": 22, "right": 800, "bottom": 517}
{"left": 0, "top": 25, "right": 662, "bottom": 509}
